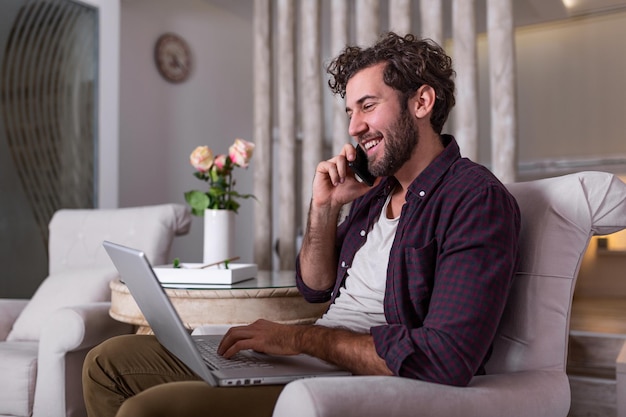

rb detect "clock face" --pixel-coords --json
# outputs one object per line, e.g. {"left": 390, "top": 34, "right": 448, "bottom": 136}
{"left": 154, "top": 33, "right": 192, "bottom": 83}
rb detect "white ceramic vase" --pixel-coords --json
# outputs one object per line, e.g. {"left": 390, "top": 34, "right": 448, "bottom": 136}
{"left": 203, "top": 209, "right": 235, "bottom": 264}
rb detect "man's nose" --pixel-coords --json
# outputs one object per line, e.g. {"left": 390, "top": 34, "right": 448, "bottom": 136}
{"left": 348, "top": 112, "right": 367, "bottom": 138}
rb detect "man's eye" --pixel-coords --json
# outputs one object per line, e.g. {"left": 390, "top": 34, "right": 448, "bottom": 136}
{"left": 363, "top": 103, "right": 375, "bottom": 111}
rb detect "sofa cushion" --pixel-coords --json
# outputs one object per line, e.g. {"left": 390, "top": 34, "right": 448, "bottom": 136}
{"left": 0, "top": 341, "right": 38, "bottom": 417}
{"left": 7, "top": 267, "right": 118, "bottom": 341}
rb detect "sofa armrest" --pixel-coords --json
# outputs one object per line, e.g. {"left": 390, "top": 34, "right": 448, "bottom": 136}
{"left": 0, "top": 299, "right": 28, "bottom": 341}
{"left": 617, "top": 342, "right": 626, "bottom": 417}
{"left": 273, "top": 371, "right": 570, "bottom": 417}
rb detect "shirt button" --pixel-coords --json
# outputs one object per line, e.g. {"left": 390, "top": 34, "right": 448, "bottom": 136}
{"left": 360, "top": 230, "right": 366, "bottom": 236}
{"left": 341, "top": 261, "right": 346, "bottom": 267}
{"left": 419, "top": 190, "right": 426, "bottom": 197}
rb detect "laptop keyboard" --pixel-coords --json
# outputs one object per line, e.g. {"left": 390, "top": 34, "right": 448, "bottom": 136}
{"left": 196, "top": 339, "right": 273, "bottom": 370}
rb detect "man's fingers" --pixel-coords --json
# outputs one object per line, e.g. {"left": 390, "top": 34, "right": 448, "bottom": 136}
{"left": 217, "top": 320, "right": 269, "bottom": 356}
{"left": 220, "top": 339, "right": 258, "bottom": 359}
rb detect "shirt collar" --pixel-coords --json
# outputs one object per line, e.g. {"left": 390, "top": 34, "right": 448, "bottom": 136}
{"left": 373, "top": 134, "right": 461, "bottom": 201}
{"left": 406, "top": 134, "right": 460, "bottom": 200}
{"left": 366, "top": 134, "right": 461, "bottom": 200}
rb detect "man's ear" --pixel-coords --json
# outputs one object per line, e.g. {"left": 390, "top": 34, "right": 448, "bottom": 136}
{"left": 412, "top": 85, "right": 436, "bottom": 119}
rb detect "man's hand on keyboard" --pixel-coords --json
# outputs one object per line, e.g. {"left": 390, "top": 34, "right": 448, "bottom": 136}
{"left": 217, "top": 319, "right": 305, "bottom": 359}
{"left": 217, "top": 318, "right": 391, "bottom": 377}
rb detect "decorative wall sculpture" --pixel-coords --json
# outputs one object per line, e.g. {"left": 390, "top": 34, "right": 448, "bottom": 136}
{"left": 0, "top": 0, "right": 97, "bottom": 296}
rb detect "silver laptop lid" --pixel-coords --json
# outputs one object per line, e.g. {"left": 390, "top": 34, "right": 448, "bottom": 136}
{"left": 102, "top": 240, "right": 217, "bottom": 385}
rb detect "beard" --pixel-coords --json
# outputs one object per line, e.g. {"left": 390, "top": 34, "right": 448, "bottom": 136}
{"left": 368, "top": 109, "right": 420, "bottom": 178}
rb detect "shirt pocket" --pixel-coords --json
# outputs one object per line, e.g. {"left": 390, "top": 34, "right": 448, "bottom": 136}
{"left": 401, "top": 239, "right": 438, "bottom": 317}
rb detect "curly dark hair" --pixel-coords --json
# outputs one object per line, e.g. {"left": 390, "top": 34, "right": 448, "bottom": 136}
{"left": 326, "top": 32, "right": 456, "bottom": 134}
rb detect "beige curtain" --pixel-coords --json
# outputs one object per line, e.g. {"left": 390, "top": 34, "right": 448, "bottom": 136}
{"left": 253, "top": 0, "right": 272, "bottom": 270}
{"left": 452, "top": 0, "right": 478, "bottom": 160}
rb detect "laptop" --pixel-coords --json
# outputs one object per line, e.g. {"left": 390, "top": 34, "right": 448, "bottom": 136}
{"left": 102, "top": 240, "right": 351, "bottom": 387}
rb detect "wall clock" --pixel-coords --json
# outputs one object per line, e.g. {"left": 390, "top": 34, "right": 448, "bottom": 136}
{"left": 154, "top": 33, "right": 192, "bottom": 83}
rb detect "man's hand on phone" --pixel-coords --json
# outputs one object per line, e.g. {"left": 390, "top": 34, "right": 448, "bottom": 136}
{"left": 311, "top": 145, "right": 374, "bottom": 211}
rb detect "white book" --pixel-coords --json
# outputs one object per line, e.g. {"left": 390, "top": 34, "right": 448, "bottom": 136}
{"left": 153, "top": 263, "right": 257, "bottom": 286}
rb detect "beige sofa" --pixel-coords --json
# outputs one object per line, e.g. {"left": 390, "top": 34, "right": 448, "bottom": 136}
{"left": 272, "top": 171, "right": 626, "bottom": 417}
{"left": 0, "top": 204, "right": 191, "bottom": 417}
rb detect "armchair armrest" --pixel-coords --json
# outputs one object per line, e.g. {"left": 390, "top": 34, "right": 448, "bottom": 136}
{"left": 0, "top": 299, "right": 28, "bottom": 340}
{"left": 39, "top": 302, "right": 134, "bottom": 353}
{"left": 273, "top": 371, "right": 570, "bottom": 417}
{"left": 33, "top": 302, "right": 134, "bottom": 417}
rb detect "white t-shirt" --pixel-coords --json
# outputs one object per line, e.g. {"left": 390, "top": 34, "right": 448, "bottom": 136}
{"left": 315, "top": 195, "right": 399, "bottom": 333}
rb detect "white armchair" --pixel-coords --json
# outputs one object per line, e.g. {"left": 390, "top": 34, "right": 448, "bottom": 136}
{"left": 272, "top": 171, "right": 626, "bottom": 417}
{"left": 0, "top": 203, "right": 191, "bottom": 417}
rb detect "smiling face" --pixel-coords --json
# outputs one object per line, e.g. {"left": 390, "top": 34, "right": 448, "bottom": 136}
{"left": 345, "top": 62, "right": 420, "bottom": 178}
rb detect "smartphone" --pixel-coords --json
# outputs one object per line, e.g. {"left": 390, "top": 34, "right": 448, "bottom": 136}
{"left": 348, "top": 145, "right": 376, "bottom": 187}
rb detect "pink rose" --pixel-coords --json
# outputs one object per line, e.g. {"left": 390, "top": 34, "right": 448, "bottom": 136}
{"left": 189, "top": 146, "right": 214, "bottom": 172}
{"left": 214, "top": 154, "right": 228, "bottom": 170}
{"left": 228, "top": 138, "right": 255, "bottom": 168}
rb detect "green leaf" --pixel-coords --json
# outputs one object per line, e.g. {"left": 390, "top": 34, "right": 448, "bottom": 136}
{"left": 210, "top": 167, "right": 221, "bottom": 183}
{"left": 193, "top": 171, "right": 207, "bottom": 181}
{"left": 224, "top": 199, "right": 240, "bottom": 213}
{"left": 184, "top": 190, "right": 210, "bottom": 216}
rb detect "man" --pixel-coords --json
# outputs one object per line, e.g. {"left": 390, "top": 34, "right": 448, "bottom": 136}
{"left": 82, "top": 32, "right": 520, "bottom": 417}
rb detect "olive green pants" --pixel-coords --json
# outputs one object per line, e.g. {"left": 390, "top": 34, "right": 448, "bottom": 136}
{"left": 82, "top": 334, "right": 284, "bottom": 417}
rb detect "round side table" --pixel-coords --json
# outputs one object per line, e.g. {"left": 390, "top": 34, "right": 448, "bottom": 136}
{"left": 109, "top": 270, "right": 329, "bottom": 334}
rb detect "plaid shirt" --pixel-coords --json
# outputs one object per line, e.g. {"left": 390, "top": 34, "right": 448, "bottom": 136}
{"left": 296, "top": 135, "right": 520, "bottom": 386}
